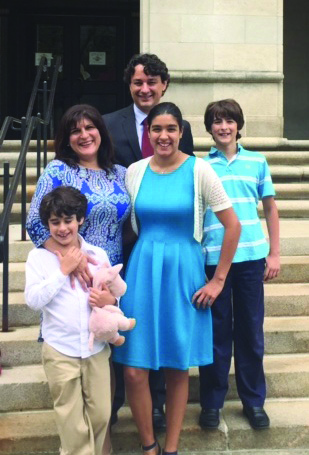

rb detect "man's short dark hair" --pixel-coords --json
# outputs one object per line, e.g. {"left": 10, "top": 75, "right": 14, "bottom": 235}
{"left": 204, "top": 99, "right": 245, "bottom": 141}
{"left": 123, "top": 53, "right": 170, "bottom": 91}
{"left": 39, "top": 187, "right": 88, "bottom": 227}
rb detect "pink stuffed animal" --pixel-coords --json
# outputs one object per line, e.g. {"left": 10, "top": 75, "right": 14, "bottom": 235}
{"left": 88, "top": 263, "right": 136, "bottom": 350}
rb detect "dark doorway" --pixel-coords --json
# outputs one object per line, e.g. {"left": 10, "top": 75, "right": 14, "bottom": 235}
{"left": 0, "top": 1, "right": 139, "bottom": 135}
{"left": 284, "top": 0, "right": 309, "bottom": 139}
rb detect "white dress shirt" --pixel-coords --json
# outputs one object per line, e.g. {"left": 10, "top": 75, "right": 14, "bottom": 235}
{"left": 133, "top": 104, "right": 148, "bottom": 149}
{"left": 25, "top": 236, "right": 112, "bottom": 359}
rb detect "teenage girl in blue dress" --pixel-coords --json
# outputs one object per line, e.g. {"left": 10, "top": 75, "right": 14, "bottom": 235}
{"left": 113, "top": 102, "right": 241, "bottom": 455}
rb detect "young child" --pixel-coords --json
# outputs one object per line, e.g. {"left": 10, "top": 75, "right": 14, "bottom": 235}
{"left": 25, "top": 186, "right": 118, "bottom": 455}
{"left": 199, "top": 99, "right": 280, "bottom": 430}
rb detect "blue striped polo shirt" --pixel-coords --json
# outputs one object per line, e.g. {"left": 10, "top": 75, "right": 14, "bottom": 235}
{"left": 202, "top": 144, "right": 275, "bottom": 265}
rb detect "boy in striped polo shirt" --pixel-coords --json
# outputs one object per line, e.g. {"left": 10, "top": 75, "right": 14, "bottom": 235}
{"left": 199, "top": 99, "right": 280, "bottom": 430}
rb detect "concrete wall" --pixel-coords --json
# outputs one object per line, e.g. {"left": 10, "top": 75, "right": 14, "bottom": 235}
{"left": 141, "top": 0, "right": 283, "bottom": 139}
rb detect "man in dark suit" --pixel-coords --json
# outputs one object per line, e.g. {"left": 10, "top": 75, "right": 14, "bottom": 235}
{"left": 104, "top": 53, "right": 194, "bottom": 167}
{"left": 103, "top": 53, "right": 194, "bottom": 431}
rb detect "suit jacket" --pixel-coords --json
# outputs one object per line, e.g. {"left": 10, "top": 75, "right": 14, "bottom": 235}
{"left": 103, "top": 104, "right": 194, "bottom": 168}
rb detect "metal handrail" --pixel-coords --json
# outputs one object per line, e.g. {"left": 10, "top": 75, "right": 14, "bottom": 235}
{"left": 25, "top": 56, "right": 47, "bottom": 124}
{"left": 0, "top": 117, "right": 21, "bottom": 148}
{"left": 0, "top": 56, "right": 61, "bottom": 331}
{"left": 0, "top": 116, "right": 37, "bottom": 244}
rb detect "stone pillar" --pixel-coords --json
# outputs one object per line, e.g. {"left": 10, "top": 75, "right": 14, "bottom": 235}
{"left": 140, "top": 0, "right": 283, "bottom": 139}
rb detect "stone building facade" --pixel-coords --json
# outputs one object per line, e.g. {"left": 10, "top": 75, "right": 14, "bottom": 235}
{"left": 141, "top": 0, "right": 283, "bottom": 140}
{"left": 1, "top": 0, "right": 308, "bottom": 141}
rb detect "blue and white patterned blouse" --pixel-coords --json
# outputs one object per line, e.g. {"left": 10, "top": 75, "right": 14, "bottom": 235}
{"left": 26, "top": 159, "right": 131, "bottom": 265}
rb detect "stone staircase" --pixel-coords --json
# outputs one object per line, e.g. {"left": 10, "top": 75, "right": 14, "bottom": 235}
{"left": 1, "top": 139, "right": 309, "bottom": 454}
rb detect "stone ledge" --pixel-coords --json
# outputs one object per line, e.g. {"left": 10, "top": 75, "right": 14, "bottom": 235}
{"left": 170, "top": 71, "right": 284, "bottom": 83}
{"left": 194, "top": 137, "right": 309, "bottom": 151}
{"left": 1, "top": 400, "right": 309, "bottom": 454}
{"left": 2, "top": 138, "right": 309, "bottom": 152}
{"left": 2, "top": 354, "right": 309, "bottom": 412}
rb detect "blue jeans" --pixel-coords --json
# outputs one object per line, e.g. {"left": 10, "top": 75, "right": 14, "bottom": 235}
{"left": 199, "top": 259, "right": 266, "bottom": 409}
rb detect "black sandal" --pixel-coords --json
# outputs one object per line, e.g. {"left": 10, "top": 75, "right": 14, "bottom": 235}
{"left": 162, "top": 452, "right": 178, "bottom": 455}
{"left": 142, "top": 441, "right": 161, "bottom": 455}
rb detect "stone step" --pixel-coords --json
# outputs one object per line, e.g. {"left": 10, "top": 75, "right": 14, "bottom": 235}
{"left": 0, "top": 262, "right": 26, "bottom": 292}
{"left": 264, "top": 283, "right": 309, "bottom": 317}
{"left": 189, "top": 353, "right": 309, "bottom": 402}
{"left": 4, "top": 180, "right": 309, "bottom": 209}
{"left": 5, "top": 220, "right": 309, "bottom": 264}
{"left": 274, "top": 183, "right": 309, "bottom": 199}
{"left": 0, "top": 167, "right": 40, "bottom": 184}
{"left": 1, "top": 282, "right": 308, "bottom": 329}
{"left": 1, "top": 400, "right": 309, "bottom": 454}
{"left": 259, "top": 200, "right": 309, "bottom": 218}
{"left": 0, "top": 139, "right": 54, "bottom": 153}
{"left": 0, "top": 292, "right": 39, "bottom": 328}
{"left": 0, "top": 151, "right": 54, "bottom": 167}
{"left": 6, "top": 181, "right": 309, "bottom": 204}
{"left": 3, "top": 137, "right": 309, "bottom": 158}
{"left": 0, "top": 365, "right": 53, "bottom": 412}
{"left": 267, "top": 219, "right": 309, "bottom": 256}
{"left": 1, "top": 353, "right": 308, "bottom": 413}
{"left": 3, "top": 219, "right": 308, "bottom": 263}
{"left": 0, "top": 203, "right": 30, "bottom": 224}
{"left": 0, "top": 326, "right": 42, "bottom": 366}
{"left": 0, "top": 281, "right": 308, "bottom": 331}
{"left": 261, "top": 151, "right": 309, "bottom": 165}
{"left": 272, "top": 256, "right": 309, "bottom": 283}
{"left": 2, "top": 146, "right": 309, "bottom": 181}
{"left": 0, "top": 184, "right": 36, "bottom": 202}
{"left": 2, "top": 255, "right": 309, "bottom": 292}
{"left": 264, "top": 316, "right": 309, "bottom": 354}
{"left": 194, "top": 149, "right": 309, "bottom": 164}
{"left": 5, "top": 201, "right": 309, "bottom": 226}
{"left": 1, "top": 318, "right": 309, "bottom": 367}
{"left": 270, "top": 165, "right": 309, "bottom": 182}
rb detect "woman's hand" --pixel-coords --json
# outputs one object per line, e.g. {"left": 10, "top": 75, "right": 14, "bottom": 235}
{"left": 45, "top": 238, "right": 98, "bottom": 290}
{"left": 192, "top": 276, "right": 225, "bottom": 309}
{"left": 55, "top": 247, "right": 84, "bottom": 276}
{"left": 70, "top": 253, "right": 98, "bottom": 291}
{"left": 89, "top": 284, "right": 117, "bottom": 308}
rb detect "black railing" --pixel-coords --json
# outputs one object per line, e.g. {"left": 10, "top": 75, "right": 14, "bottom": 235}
{"left": 0, "top": 56, "right": 61, "bottom": 332}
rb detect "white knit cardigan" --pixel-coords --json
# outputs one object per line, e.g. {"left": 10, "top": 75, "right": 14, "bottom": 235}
{"left": 125, "top": 156, "right": 231, "bottom": 243}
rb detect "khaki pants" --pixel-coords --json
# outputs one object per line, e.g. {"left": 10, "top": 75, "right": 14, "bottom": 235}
{"left": 42, "top": 342, "right": 111, "bottom": 455}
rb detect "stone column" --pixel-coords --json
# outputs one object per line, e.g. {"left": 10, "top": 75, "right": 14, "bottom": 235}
{"left": 140, "top": 0, "right": 283, "bottom": 140}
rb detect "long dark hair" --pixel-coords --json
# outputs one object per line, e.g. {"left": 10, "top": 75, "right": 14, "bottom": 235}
{"left": 54, "top": 104, "right": 115, "bottom": 171}
{"left": 147, "top": 102, "right": 183, "bottom": 130}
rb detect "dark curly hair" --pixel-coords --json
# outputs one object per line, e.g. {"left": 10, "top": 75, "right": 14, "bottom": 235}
{"left": 204, "top": 99, "right": 244, "bottom": 141}
{"left": 39, "top": 186, "right": 88, "bottom": 227}
{"left": 54, "top": 104, "right": 115, "bottom": 171}
{"left": 123, "top": 53, "right": 170, "bottom": 93}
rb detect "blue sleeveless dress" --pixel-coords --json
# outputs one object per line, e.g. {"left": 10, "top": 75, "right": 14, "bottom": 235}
{"left": 113, "top": 156, "right": 213, "bottom": 370}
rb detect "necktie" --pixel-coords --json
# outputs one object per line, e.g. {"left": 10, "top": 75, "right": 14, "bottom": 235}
{"left": 141, "top": 118, "right": 154, "bottom": 158}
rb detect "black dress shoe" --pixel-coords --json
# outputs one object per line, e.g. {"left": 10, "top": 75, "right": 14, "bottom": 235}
{"left": 199, "top": 408, "right": 220, "bottom": 428}
{"left": 243, "top": 406, "right": 270, "bottom": 429}
{"left": 152, "top": 407, "right": 166, "bottom": 431}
